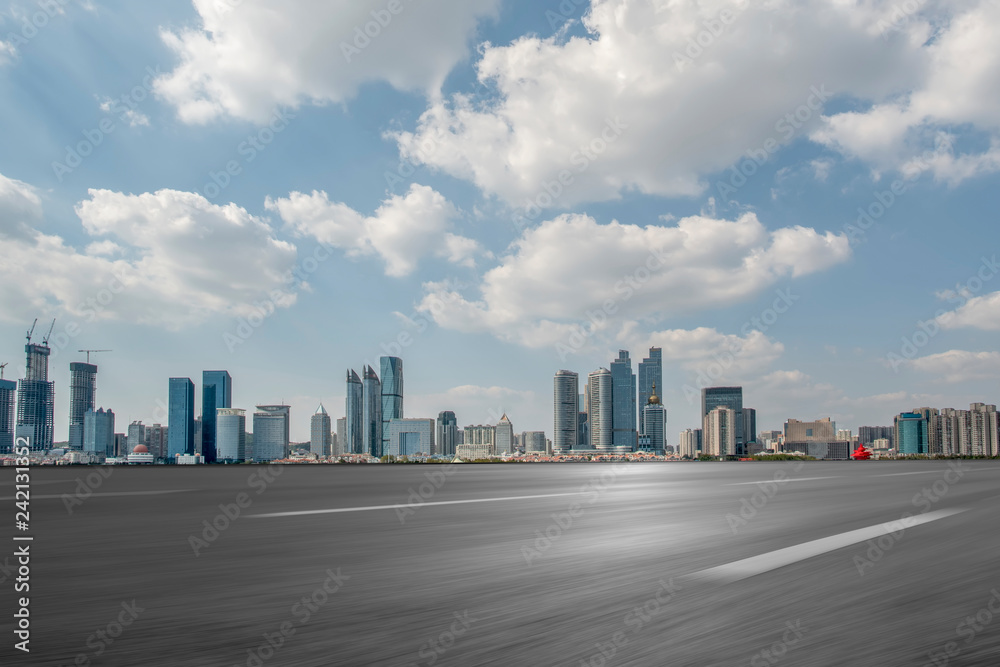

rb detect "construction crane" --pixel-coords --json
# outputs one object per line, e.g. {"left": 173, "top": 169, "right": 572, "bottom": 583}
{"left": 0, "top": 363, "right": 7, "bottom": 380}
{"left": 42, "top": 319, "right": 56, "bottom": 346}
{"left": 25, "top": 318, "right": 37, "bottom": 344}
{"left": 78, "top": 349, "right": 112, "bottom": 364}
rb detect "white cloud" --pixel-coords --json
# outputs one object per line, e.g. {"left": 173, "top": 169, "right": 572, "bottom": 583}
{"left": 267, "top": 184, "right": 487, "bottom": 277}
{"left": 100, "top": 98, "right": 149, "bottom": 127}
{"left": 416, "top": 211, "right": 849, "bottom": 348}
{"left": 0, "top": 172, "right": 43, "bottom": 241}
{"left": 392, "top": 0, "right": 947, "bottom": 208}
{"left": 154, "top": 0, "right": 500, "bottom": 124}
{"left": 0, "top": 181, "right": 298, "bottom": 328}
{"left": 905, "top": 350, "right": 1000, "bottom": 383}
{"left": 936, "top": 290, "right": 1000, "bottom": 332}
{"left": 620, "top": 325, "right": 784, "bottom": 381}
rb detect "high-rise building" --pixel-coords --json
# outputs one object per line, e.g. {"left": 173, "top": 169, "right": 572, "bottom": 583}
{"left": 784, "top": 418, "right": 836, "bottom": 442}
{"left": 216, "top": 408, "right": 246, "bottom": 462}
{"left": 836, "top": 428, "right": 854, "bottom": 444}
{"left": 463, "top": 425, "right": 495, "bottom": 453}
{"left": 859, "top": 425, "right": 894, "bottom": 448}
{"left": 310, "top": 404, "right": 332, "bottom": 457}
{"left": 742, "top": 408, "right": 757, "bottom": 446}
{"left": 345, "top": 370, "right": 363, "bottom": 455}
{"left": 253, "top": 405, "right": 290, "bottom": 462}
{"left": 114, "top": 433, "right": 127, "bottom": 458}
{"left": 17, "top": 340, "right": 54, "bottom": 450}
{"left": 895, "top": 412, "right": 928, "bottom": 456}
{"left": 362, "top": 365, "right": 382, "bottom": 458}
{"left": 496, "top": 414, "right": 514, "bottom": 454}
{"left": 201, "top": 370, "right": 232, "bottom": 464}
{"left": 436, "top": 411, "right": 458, "bottom": 457}
{"left": 641, "top": 382, "right": 666, "bottom": 454}
{"left": 167, "top": 378, "right": 195, "bottom": 460}
{"left": 610, "top": 350, "right": 637, "bottom": 452}
{"left": 637, "top": 347, "right": 662, "bottom": 435}
{"left": 68, "top": 361, "right": 97, "bottom": 450}
{"left": 127, "top": 421, "right": 147, "bottom": 450}
{"left": 522, "top": 431, "right": 547, "bottom": 454}
{"left": 83, "top": 407, "right": 115, "bottom": 457}
{"left": 702, "top": 387, "right": 743, "bottom": 454}
{"left": 577, "top": 411, "right": 589, "bottom": 449}
{"left": 147, "top": 423, "right": 167, "bottom": 460}
{"left": 553, "top": 370, "right": 579, "bottom": 454}
{"left": 588, "top": 368, "right": 613, "bottom": 451}
{"left": 704, "top": 406, "right": 736, "bottom": 457}
{"left": 678, "top": 428, "right": 700, "bottom": 458}
{"left": 968, "top": 403, "right": 998, "bottom": 456}
{"left": 385, "top": 418, "right": 435, "bottom": 457}
{"left": 335, "top": 417, "right": 347, "bottom": 457}
{"left": 380, "top": 356, "right": 403, "bottom": 453}
{"left": 0, "top": 378, "right": 15, "bottom": 454}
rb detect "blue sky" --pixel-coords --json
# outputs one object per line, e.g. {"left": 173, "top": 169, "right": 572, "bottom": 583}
{"left": 1, "top": 0, "right": 999, "bottom": 442}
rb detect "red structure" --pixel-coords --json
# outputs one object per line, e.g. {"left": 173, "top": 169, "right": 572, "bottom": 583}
{"left": 852, "top": 443, "right": 872, "bottom": 460}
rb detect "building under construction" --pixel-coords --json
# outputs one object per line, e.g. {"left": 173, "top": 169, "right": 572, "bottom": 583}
{"left": 16, "top": 321, "right": 55, "bottom": 451}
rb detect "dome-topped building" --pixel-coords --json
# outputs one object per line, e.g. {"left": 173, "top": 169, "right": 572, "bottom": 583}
{"left": 128, "top": 443, "right": 154, "bottom": 464}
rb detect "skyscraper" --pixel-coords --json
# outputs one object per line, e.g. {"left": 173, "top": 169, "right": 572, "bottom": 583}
{"left": 127, "top": 421, "right": 147, "bottom": 450}
{"left": 637, "top": 347, "right": 662, "bottom": 435}
{"left": 588, "top": 368, "right": 613, "bottom": 451}
{"left": 704, "top": 406, "right": 736, "bottom": 457}
{"left": 216, "top": 408, "right": 246, "bottom": 462}
{"left": 83, "top": 407, "right": 115, "bottom": 457}
{"left": 17, "top": 339, "right": 54, "bottom": 450}
{"left": 742, "top": 408, "right": 757, "bottom": 446}
{"left": 253, "top": 405, "right": 290, "bottom": 461}
{"left": 335, "top": 417, "right": 347, "bottom": 456}
{"left": 894, "top": 412, "right": 928, "bottom": 456}
{"left": 311, "top": 404, "right": 332, "bottom": 457}
{"left": 362, "top": 365, "right": 382, "bottom": 458}
{"left": 202, "top": 370, "right": 232, "bottom": 464}
{"left": 385, "top": 418, "right": 435, "bottom": 457}
{"left": 147, "top": 423, "right": 167, "bottom": 460}
{"left": 0, "top": 377, "right": 15, "bottom": 454}
{"left": 553, "top": 370, "right": 579, "bottom": 454}
{"left": 167, "top": 378, "right": 195, "bottom": 460}
{"left": 345, "top": 370, "right": 363, "bottom": 455}
{"left": 702, "top": 386, "right": 743, "bottom": 454}
{"left": 610, "top": 350, "right": 637, "bottom": 451}
{"left": 522, "top": 431, "right": 547, "bottom": 454}
{"left": 641, "top": 382, "right": 666, "bottom": 454}
{"left": 68, "top": 361, "right": 97, "bottom": 450}
{"left": 496, "top": 414, "right": 514, "bottom": 454}
{"left": 380, "top": 356, "right": 403, "bottom": 453}
{"left": 436, "top": 411, "right": 458, "bottom": 457}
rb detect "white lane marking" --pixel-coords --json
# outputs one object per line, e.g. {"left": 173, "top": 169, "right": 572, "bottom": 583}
{"left": 875, "top": 470, "right": 947, "bottom": 477}
{"left": 248, "top": 492, "right": 581, "bottom": 518}
{"left": 725, "top": 476, "right": 838, "bottom": 486}
{"left": 0, "top": 489, "right": 191, "bottom": 500}
{"left": 690, "top": 508, "right": 968, "bottom": 583}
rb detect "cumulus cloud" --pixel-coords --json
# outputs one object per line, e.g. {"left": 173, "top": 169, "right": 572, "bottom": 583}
{"left": 390, "top": 0, "right": 947, "bottom": 209}
{"left": 936, "top": 291, "right": 1000, "bottom": 332}
{"left": 905, "top": 350, "right": 1000, "bottom": 383}
{"left": 154, "top": 0, "right": 500, "bottom": 123}
{"left": 415, "top": 211, "right": 849, "bottom": 348}
{"left": 622, "top": 326, "right": 785, "bottom": 379}
{"left": 0, "top": 181, "right": 298, "bottom": 328}
{"left": 266, "top": 184, "right": 487, "bottom": 277}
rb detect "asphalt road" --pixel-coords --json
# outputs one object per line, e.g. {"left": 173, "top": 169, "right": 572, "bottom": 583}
{"left": 2, "top": 460, "right": 1000, "bottom": 666}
